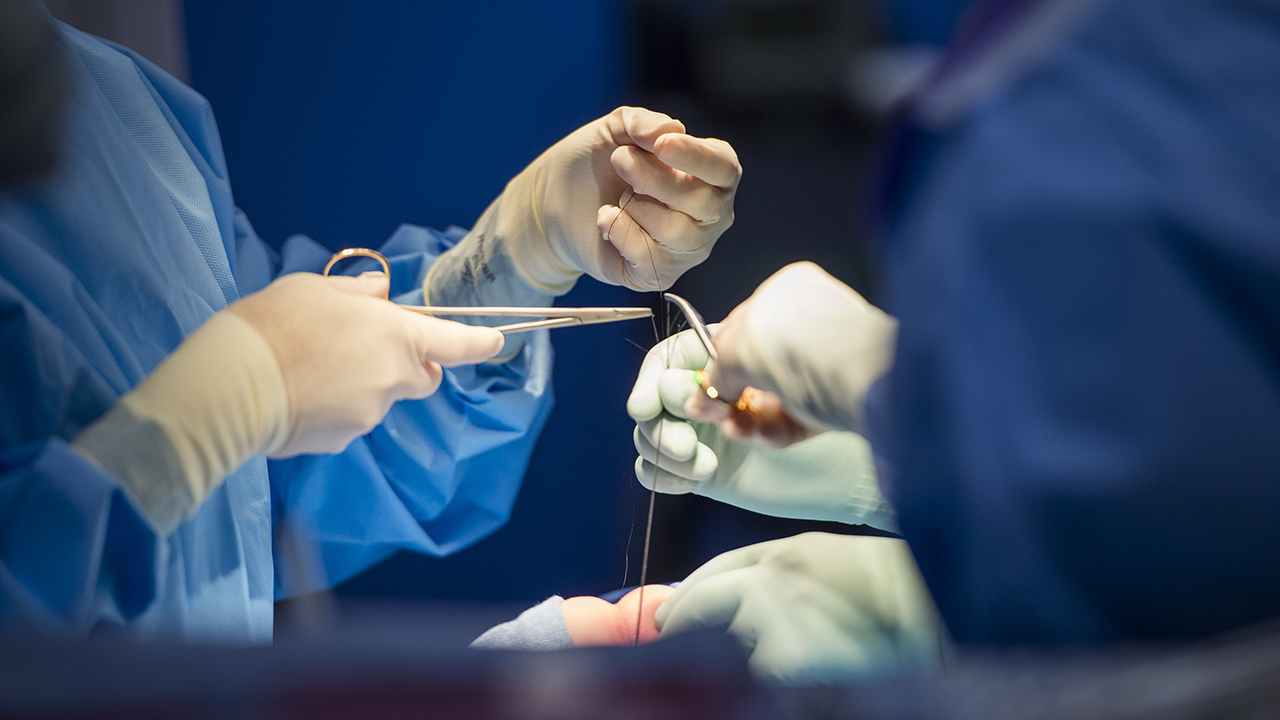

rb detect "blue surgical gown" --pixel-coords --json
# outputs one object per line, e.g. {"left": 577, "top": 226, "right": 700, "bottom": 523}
{"left": 0, "top": 24, "right": 553, "bottom": 642}
{"left": 868, "top": 0, "right": 1280, "bottom": 645}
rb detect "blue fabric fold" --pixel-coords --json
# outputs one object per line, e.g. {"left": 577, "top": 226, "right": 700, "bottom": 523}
{"left": 0, "top": 21, "right": 552, "bottom": 641}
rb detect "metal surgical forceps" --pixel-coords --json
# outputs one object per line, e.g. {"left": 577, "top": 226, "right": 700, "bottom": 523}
{"left": 662, "top": 292, "right": 758, "bottom": 412}
{"left": 323, "top": 248, "right": 652, "bottom": 333}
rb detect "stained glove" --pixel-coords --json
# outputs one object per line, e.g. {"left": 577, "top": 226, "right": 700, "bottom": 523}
{"left": 73, "top": 272, "right": 503, "bottom": 533}
{"left": 655, "top": 533, "right": 946, "bottom": 686}
{"left": 426, "top": 106, "right": 741, "bottom": 311}
{"left": 627, "top": 328, "right": 896, "bottom": 530}
{"left": 687, "top": 262, "right": 898, "bottom": 441}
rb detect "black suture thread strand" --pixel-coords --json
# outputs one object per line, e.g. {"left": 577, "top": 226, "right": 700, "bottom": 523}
{"left": 616, "top": 188, "right": 641, "bottom": 591}
{"left": 621, "top": 498, "right": 634, "bottom": 588}
{"left": 606, "top": 160, "right": 667, "bottom": 648}
{"left": 638, "top": 191, "right": 667, "bottom": 647}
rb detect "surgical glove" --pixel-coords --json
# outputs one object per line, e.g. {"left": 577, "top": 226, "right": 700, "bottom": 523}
{"left": 73, "top": 271, "right": 503, "bottom": 533}
{"left": 426, "top": 106, "right": 742, "bottom": 307}
{"left": 228, "top": 271, "right": 502, "bottom": 456}
{"left": 627, "top": 330, "right": 896, "bottom": 528}
{"left": 655, "top": 533, "right": 946, "bottom": 686}
{"left": 688, "top": 262, "right": 897, "bottom": 439}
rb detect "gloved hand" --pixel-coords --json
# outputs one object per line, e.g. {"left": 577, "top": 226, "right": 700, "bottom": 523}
{"left": 688, "top": 262, "right": 898, "bottom": 440}
{"left": 73, "top": 271, "right": 503, "bottom": 533}
{"left": 627, "top": 328, "right": 896, "bottom": 529}
{"left": 655, "top": 533, "right": 946, "bottom": 686}
{"left": 227, "top": 271, "right": 503, "bottom": 456}
{"left": 426, "top": 106, "right": 742, "bottom": 309}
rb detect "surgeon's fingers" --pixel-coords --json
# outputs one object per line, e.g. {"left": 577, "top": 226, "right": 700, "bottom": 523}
{"left": 678, "top": 323, "right": 721, "bottom": 373}
{"left": 627, "top": 379, "right": 662, "bottom": 424}
{"left": 655, "top": 546, "right": 767, "bottom": 629}
{"left": 388, "top": 349, "right": 443, "bottom": 401}
{"left": 611, "top": 146, "right": 729, "bottom": 225}
{"left": 637, "top": 415, "right": 700, "bottom": 462}
{"left": 620, "top": 193, "right": 711, "bottom": 253}
{"left": 325, "top": 270, "right": 391, "bottom": 297}
{"left": 598, "top": 205, "right": 665, "bottom": 291}
{"left": 655, "top": 570, "right": 751, "bottom": 638}
{"left": 634, "top": 427, "right": 718, "bottom": 482}
{"left": 406, "top": 314, "right": 504, "bottom": 368}
{"left": 637, "top": 414, "right": 701, "bottom": 462}
{"left": 627, "top": 334, "right": 683, "bottom": 421}
{"left": 600, "top": 204, "right": 711, "bottom": 292}
{"left": 409, "top": 361, "right": 445, "bottom": 400}
{"left": 634, "top": 457, "right": 701, "bottom": 494}
{"left": 604, "top": 106, "right": 686, "bottom": 153}
{"left": 655, "top": 327, "right": 716, "bottom": 372}
{"left": 658, "top": 368, "right": 700, "bottom": 419}
{"left": 628, "top": 352, "right": 667, "bottom": 423}
{"left": 654, "top": 133, "right": 742, "bottom": 191}
{"left": 628, "top": 330, "right": 714, "bottom": 422}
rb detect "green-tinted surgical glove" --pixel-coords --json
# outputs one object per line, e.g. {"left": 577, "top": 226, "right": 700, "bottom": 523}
{"left": 626, "top": 328, "right": 896, "bottom": 530}
{"left": 655, "top": 533, "right": 947, "bottom": 686}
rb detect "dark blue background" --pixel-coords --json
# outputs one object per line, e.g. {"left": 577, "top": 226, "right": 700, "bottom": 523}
{"left": 185, "top": 1, "right": 654, "bottom": 602}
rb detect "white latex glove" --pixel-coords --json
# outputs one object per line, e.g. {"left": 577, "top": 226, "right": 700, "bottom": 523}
{"left": 73, "top": 271, "right": 503, "bottom": 533}
{"left": 626, "top": 329, "right": 896, "bottom": 530}
{"left": 426, "top": 106, "right": 742, "bottom": 308}
{"left": 655, "top": 533, "right": 946, "bottom": 686}
{"left": 688, "top": 262, "right": 898, "bottom": 441}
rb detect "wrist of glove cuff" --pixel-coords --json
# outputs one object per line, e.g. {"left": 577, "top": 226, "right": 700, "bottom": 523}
{"left": 71, "top": 312, "right": 289, "bottom": 534}
{"left": 463, "top": 163, "right": 582, "bottom": 297}
{"left": 424, "top": 192, "right": 561, "bottom": 362}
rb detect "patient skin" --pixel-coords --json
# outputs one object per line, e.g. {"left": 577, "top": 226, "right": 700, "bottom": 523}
{"left": 562, "top": 585, "right": 675, "bottom": 647}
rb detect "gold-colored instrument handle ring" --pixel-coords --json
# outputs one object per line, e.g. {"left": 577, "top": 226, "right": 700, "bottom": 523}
{"left": 694, "top": 369, "right": 761, "bottom": 415}
{"left": 322, "top": 248, "right": 392, "bottom": 299}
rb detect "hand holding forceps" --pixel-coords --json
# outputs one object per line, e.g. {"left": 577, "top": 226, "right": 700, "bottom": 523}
{"left": 660, "top": 292, "right": 760, "bottom": 413}
{"left": 323, "top": 248, "right": 652, "bottom": 333}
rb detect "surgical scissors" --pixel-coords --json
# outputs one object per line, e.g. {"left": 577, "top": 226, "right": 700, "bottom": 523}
{"left": 323, "top": 248, "right": 652, "bottom": 334}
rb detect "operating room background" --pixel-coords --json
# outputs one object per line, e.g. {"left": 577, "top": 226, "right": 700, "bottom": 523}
{"left": 47, "top": 0, "right": 964, "bottom": 609}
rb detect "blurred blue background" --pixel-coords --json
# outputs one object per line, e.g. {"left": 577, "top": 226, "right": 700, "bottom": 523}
{"left": 184, "top": 2, "right": 626, "bottom": 252}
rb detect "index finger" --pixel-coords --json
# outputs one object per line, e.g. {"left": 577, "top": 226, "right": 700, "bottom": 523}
{"left": 605, "top": 106, "right": 687, "bottom": 152}
{"left": 655, "top": 570, "right": 751, "bottom": 637}
{"left": 627, "top": 330, "right": 713, "bottom": 421}
{"left": 628, "top": 335, "right": 680, "bottom": 421}
{"left": 408, "top": 314, "right": 504, "bottom": 367}
{"left": 654, "top": 134, "right": 742, "bottom": 190}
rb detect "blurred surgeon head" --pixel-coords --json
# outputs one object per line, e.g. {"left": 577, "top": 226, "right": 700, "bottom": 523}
{"left": 0, "top": 0, "right": 66, "bottom": 189}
